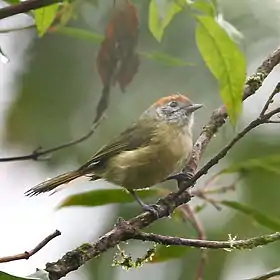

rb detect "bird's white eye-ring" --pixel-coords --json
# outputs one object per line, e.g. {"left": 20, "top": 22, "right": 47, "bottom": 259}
{"left": 169, "top": 100, "right": 178, "bottom": 108}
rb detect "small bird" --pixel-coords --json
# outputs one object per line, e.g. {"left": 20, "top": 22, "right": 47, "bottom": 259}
{"left": 25, "top": 94, "right": 202, "bottom": 215}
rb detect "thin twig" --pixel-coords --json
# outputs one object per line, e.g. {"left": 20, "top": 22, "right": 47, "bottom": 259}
{"left": 246, "top": 267, "right": 280, "bottom": 280}
{"left": 0, "top": 117, "right": 104, "bottom": 163}
{"left": 0, "top": 230, "right": 61, "bottom": 263}
{"left": 134, "top": 231, "right": 280, "bottom": 250}
{"left": 180, "top": 205, "right": 207, "bottom": 280}
{"left": 260, "top": 82, "right": 280, "bottom": 116}
{"left": 0, "top": 0, "right": 62, "bottom": 20}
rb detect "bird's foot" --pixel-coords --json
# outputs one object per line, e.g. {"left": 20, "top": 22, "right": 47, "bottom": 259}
{"left": 165, "top": 171, "right": 194, "bottom": 183}
{"left": 141, "top": 203, "right": 161, "bottom": 218}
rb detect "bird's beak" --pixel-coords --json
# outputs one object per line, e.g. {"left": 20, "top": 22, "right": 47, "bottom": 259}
{"left": 186, "top": 103, "right": 203, "bottom": 113}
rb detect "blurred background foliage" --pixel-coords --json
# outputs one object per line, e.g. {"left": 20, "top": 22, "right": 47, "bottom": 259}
{"left": 1, "top": 0, "right": 280, "bottom": 279}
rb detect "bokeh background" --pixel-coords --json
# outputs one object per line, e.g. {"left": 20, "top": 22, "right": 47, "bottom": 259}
{"left": 1, "top": 0, "right": 280, "bottom": 279}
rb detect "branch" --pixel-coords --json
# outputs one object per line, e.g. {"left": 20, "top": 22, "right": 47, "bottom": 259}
{"left": 43, "top": 47, "right": 280, "bottom": 280}
{"left": 179, "top": 205, "right": 207, "bottom": 280}
{"left": 133, "top": 231, "right": 280, "bottom": 250}
{"left": 0, "top": 0, "right": 62, "bottom": 20}
{"left": 0, "top": 230, "right": 61, "bottom": 263}
{"left": 0, "top": 117, "right": 103, "bottom": 162}
{"left": 246, "top": 267, "right": 280, "bottom": 280}
{"left": 183, "top": 46, "right": 280, "bottom": 179}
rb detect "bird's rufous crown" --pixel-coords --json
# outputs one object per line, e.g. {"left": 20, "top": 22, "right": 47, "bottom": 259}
{"left": 152, "top": 93, "right": 192, "bottom": 108}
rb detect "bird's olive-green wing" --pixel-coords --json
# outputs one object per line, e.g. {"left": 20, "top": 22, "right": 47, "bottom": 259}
{"left": 78, "top": 120, "right": 155, "bottom": 170}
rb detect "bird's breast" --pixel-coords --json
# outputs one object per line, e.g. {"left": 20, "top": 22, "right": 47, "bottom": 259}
{"left": 102, "top": 124, "right": 193, "bottom": 190}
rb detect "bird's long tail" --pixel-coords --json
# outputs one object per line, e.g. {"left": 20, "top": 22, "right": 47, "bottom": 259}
{"left": 25, "top": 169, "right": 85, "bottom": 197}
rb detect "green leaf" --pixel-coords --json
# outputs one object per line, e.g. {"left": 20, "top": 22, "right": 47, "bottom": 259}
{"left": 219, "top": 155, "right": 280, "bottom": 175}
{"left": 148, "top": 0, "right": 183, "bottom": 42}
{"left": 34, "top": 3, "right": 59, "bottom": 37}
{"left": 150, "top": 245, "right": 188, "bottom": 263}
{"left": 57, "top": 188, "right": 159, "bottom": 208}
{"left": 188, "top": 0, "right": 216, "bottom": 17}
{"left": 3, "top": 0, "right": 20, "bottom": 3}
{"left": 140, "top": 51, "right": 193, "bottom": 67}
{"left": 221, "top": 200, "right": 280, "bottom": 231}
{"left": 55, "top": 27, "right": 103, "bottom": 44}
{"left": 0, "top": 271, "right": 40, "bottom": 280}
{"left": 195, "top": 15, "right": 246, "bottom": 124}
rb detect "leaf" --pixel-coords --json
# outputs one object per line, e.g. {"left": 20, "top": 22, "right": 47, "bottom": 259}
{"left": 140, "top": 51, "right": 193, "bottom": 67}
{"left": 219, "top": 155, "right": 280, "bottom": 175}
{"left": 55, "top": 27, "right": 103, "bottom": 44}
{"left": 148, "top": 0, "right": 183, "bottom": 42}
{"left": 150, "top": 245, "right": 188, "bottom": 263}
{"left": 0, "top": 271, "right": 41, "bottom": 280}
{"left": 57, "top": 188, "right": 159, "bottom": 209}
{"left": 195, "top": 15, "right": 246, "bottom": 124}
{"left": 34, "top": 3, "right": 59, "bottom": 37}
{"left": 221, "top": 200, "right": 280, "bottom": 231}
{"left": 187, "top": 0, "right": 216, "bottom": 17}
{"left": 3, "top": 0, "right": 20, "bottom": 3}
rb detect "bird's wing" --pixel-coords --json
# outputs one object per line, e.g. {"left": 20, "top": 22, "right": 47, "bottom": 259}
{"left": 78, "top": 120, "right": 155, "bottom": 171}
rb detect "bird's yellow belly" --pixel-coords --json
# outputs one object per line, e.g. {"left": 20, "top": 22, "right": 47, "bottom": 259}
{"left": 102, "top": 144, "right": 187, "bottom": 190}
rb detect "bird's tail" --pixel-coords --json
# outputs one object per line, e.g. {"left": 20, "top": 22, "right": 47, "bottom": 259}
{"left": 25, "top": 169, "right": 84, "bottom": 197}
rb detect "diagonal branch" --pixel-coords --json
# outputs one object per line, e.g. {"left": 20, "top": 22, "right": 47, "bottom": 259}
{"left": 0, "top": 230, "right": 61, "bottom": 263}
{"left": 0, "top": 0, "right": 62, "bottom": 20}
{"left": 184, "top": 46, "right": 280, "bottom": 180}
{"left": 44, "top": 47, "right": 280, "bottom": 280}
{"left": 246, "top": 267, "right": 280, "bottom": 280}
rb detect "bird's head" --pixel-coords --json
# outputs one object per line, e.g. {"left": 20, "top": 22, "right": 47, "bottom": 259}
{"left": 142, "top": 93, "right": 203, "bottom": 129}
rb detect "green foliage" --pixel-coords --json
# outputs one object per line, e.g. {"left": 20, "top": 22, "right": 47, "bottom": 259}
{"left": 187, "top": 0, "right": 216, "bottom": 17}
{"left": 56, "top": 26, "right": 103, "bottom": 43}
{"left": 195, "top": 15, "right": 246, "bottom": 124}
{"left": 3, "top": 0, "right": 19, "bottom": 4}
{"left": 0, "top": 271, "right": 42, "bottom": 280}
{"left": 34, "top": 3, "right": 59, "bottom": 37}
{"left": 150, "top": 245, "right": 188, "bottom": 263}
{"left": 140, "top": 51, "right": 193, "bottom": 67}
{"left": 148, "top": 0, "right": 183, "bottom": 42}
{"left": 219, "top": 155, "right": 280, "bottom": 175}
{"left": 222, "top": 200, "right": 280, "bottom": 231}
{"left": 57, "top": 188, "right": 159, "bottom": 208}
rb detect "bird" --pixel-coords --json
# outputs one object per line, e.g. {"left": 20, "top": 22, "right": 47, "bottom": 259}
{"left": 25, "top": 93, "right": 202, "bottom": 216}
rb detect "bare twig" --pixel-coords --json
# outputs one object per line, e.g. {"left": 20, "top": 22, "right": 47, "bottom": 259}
{"left": 0, "top": 117, "right": 104, "bottom": 163}
{"left": 133, "top": 231, "right": 280, "bottom": 250}
{"left": 0, "top": 230, "right": 61, "bottom": 263}
{"left": 180, "top": 205, "right": 207, "bottom": 280}
{"left": 43, "top": 46, "right": 280, "bottom": 280}
{"left": 246, "top": 267, "right": 280, "bottom": 280}
{"left": 0, "top": 0, "right": 62, "bottom": 20}
{"left": 260, "top": 82, "right": 280, "bottom": 116}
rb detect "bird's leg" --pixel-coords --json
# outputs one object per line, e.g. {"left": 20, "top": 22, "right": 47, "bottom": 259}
{"left": 164, "top": 170, "right": 194, "bottom": 190}
{"left": 165, "top": 171, "right": 194, "bottom": 182}
{"left": 128, "top": 189, "right": 160, "bottom": 217}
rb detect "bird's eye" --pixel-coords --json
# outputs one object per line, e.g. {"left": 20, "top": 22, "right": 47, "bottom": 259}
{"left": 169, "top": 101, "right": 178, "bottom": 108}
